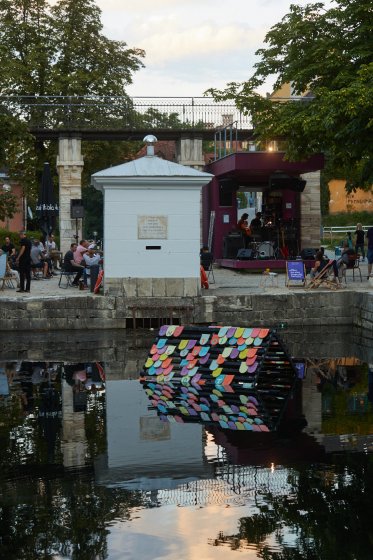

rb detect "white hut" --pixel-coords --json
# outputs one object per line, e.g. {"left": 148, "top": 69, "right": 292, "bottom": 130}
{"left": 91, "top": 135, "right": 213, "bottom": 297}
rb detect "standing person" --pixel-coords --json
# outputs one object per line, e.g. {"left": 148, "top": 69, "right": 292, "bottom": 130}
{"left": 16, "top": 231, "right": 32, "bottom": 293}
{"left": 250, "top": 212, "right": 262, "bottom": 230}
{"left": 236, "top": 213, "right": 252, "bottom": 248}
{"left": 367, "top": 226, "right": 373, "bottom": 280}
{"left": 237, "top": 214, "right": 252, "bottom": 237}
{"left": 355, "top": 223, "right": 365, "bottom": 260}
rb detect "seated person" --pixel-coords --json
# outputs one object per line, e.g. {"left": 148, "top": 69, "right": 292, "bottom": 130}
{"left": 0, "top": 248, "right": 20, "bottom": 287}
{"left": 1, "top": 236, "right": 16, "bottom": 258}
{"left": 237, "top": 213, "right": 252, "bottom": 238}
{"left": 337, "top": 242, "right": 356, "bottom": 272}
{"left": 82, "top": 247, "right": 102, "bottom": 288}
{"left": 45, "top": 234, "right": 62, "bottom": 270}
{"left": 63, "top": 243, "right": 85, "bottom": 286}
{"left": 36, "top": 236, "right": 54, "bottom": 275}
{"left": 200, "top": 246, "right": 213, "bottom": 271}
{"left": 6, "top": 259, "right": 20, "bottom": 287}
{"left": 310, "top": 250, "right": 340, "bottom": 282}
{"left": 30, "top": 239, "right": 49, "bottom": 279}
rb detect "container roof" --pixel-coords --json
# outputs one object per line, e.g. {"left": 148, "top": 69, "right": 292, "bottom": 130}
{"left": 92, "top": 154, "right": 213, "bottom": 179}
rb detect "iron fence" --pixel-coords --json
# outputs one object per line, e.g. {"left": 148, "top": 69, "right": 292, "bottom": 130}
{"left": 0, "top": 95, "right": 252, "bottom": 131}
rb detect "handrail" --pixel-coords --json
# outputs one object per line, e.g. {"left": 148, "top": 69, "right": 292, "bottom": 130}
{"left": 322, "top": 225, "right": 373, "bottom": 243}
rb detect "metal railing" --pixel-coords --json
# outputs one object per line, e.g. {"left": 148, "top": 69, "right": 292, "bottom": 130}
{"left": 0, "top": 95, "right": 252, "bottom": 131}
{"left": 322, "top": 225, "right": 373, "bottom": 243}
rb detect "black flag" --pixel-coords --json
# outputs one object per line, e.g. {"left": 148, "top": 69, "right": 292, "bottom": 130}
{"left": 36, "top": 162, "right": 59, "bottom": 238}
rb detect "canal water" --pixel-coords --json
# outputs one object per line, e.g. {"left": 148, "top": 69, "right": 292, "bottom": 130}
{"left": 0, "top": 327, "right": 372, "bottom": 560}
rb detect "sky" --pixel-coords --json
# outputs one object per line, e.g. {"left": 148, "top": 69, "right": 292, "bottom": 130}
{"left": 96, "top": 0, "right": 332, "bottom": 98}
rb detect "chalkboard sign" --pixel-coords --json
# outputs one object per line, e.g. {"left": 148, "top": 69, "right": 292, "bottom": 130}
{"left": 286, "top": 260, "right": 306, "bottom": 287}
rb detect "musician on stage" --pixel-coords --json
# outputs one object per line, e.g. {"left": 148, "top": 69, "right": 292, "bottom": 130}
{"left": 237, "top": 213, "right": 252, "bottom": 238}
{"left": 250, "top": 212, "right": 262, "bottom": 230}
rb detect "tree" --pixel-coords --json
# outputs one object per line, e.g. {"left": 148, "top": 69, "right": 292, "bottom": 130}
{"left": 0, "top": 188, "right": 18, "bottom": 222}
{"left": 0, "top": 0, "right": 145, "bottom": 200}
{"left": 207, "top": 0, "right": 373, "bottom": 192}
{"left": 0, "top": 0, "right": 144, "bottom": 97}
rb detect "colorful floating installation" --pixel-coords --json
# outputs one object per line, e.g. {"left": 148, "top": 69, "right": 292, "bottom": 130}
{"left": 140, "top": 325, "right": 297, "bottom": 432}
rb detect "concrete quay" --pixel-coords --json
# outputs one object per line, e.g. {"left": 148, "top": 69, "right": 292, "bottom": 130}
{"left": 0, "top": 263, "right": 372, "bottom": 334}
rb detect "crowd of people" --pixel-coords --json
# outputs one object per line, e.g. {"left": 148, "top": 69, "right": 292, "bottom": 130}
{"left": 1, "top": 232, "right": 103, "bottom": 293}
{"left": 309, "top": 224, "right": 373, "bottom": 284}
{"left": 63, "top": 239, "right": 103, "bottom": 288}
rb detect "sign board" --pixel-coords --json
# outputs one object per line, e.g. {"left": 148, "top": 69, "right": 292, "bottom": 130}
{"left": 138, "top": 215, "right": 168, "bottom": 239}
{"left": 293, "top": 360, "right": 306, "bottom": 379}
{"left": 286, "top": 260, "right": 306, "bottom": 287}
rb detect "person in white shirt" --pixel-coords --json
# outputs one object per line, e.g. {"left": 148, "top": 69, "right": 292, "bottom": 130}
{"left": 82, "top": 247, "right": 102, "bottom": 289}
{"left": 45, "top": 234, "right": 61, "bottom": 270}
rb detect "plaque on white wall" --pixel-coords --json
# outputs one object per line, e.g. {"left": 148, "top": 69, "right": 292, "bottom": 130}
{"left": 138, "top": 215, "right": 168, "bottom": 239}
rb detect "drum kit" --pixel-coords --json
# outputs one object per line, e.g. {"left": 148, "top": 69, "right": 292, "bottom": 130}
{"left": 247, "top": 240, "right": 281, "bottom": 260}
{"left": 247, "top": 224, "right": 295, "bottom": 260}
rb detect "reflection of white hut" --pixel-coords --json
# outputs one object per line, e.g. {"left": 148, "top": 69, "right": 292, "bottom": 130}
{"left": 91, "top": 136, "right": 213, "bottom": 297}
{"left": 95, "top": 379, "right": 214, "bottom": 490}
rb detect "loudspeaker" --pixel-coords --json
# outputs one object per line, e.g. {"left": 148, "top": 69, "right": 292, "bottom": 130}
{"left": 269, "top": 175, "right": 307, "bottom": 192}
{"left": 70, "top": 199, "right": 84, "bottom": 219}
{"left": 237, "top": 248, "right": 254, "bottom": 260}
{"left": 300, "top": 248, "right": 316, "bottom": 260}
{"left": 223, "top": 235, "right": 243, "bottom": 258}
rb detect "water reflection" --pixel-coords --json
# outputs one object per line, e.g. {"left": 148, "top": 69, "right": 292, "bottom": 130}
{"left": 0, "top": 329, "right": 373, "bottom": 559}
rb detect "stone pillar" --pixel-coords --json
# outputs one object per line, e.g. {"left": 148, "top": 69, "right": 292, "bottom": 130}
{"left": 61, "top": 379, "right": 88, "bottom": 468}
{"left": 300, "top": 170, "right": 321, "bottom": 250}
{"left": 302, "top": 370, "right": 322, "bottom": 436}
{"left": 56, "top": 137, "right": 84, "bottom": 256}
{"left": 176, "top": 135, "right": 206, "bottom": 244}
{"left": 175, "top": 136, "right": 205, "bottom": 170}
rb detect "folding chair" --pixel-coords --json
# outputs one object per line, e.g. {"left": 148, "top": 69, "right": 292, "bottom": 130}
{"left": 58, "top": 268, "right": 75, "bottom": 288}
{"left": 340, "top": 254, "right": 362, "bottom": 283}
{"left": 5, "top": 273, "right": 15, "bottom": 289}
{"left": 307, "top": 260, "right": 343, "bottom": 290}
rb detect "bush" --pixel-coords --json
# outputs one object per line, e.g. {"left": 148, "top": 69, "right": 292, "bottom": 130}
{"left": 0, "top": 229, "right": 43, "bottom": 249}
{"left": 322, "top": 212, "right": 373, "bottom": 227}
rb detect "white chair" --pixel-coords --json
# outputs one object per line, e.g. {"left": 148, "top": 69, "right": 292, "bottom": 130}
{"left": 0, "top": 254, "right": 7, "bottom": 290}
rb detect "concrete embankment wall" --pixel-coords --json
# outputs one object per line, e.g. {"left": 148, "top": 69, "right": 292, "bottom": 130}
{"left": 0, "top": 291, "right": 372, "bottom": 334}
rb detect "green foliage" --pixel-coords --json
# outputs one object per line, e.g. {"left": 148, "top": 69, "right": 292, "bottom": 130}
{"left": 322, "top": 211, "right": 373, "bottom": 227}
{"left": 0, "top": 0, "right": 145, "bottom": 197}
{"left": 0, "top": 229, "right": 20, "bottom": 247}
{"left": 320, "top": 172, "right": 330, "bottom": 216}
{"left": 207, "top": 0, "right": 373, "bottom": 192}
{"left": 0, "top": 229, "right": 42, "bottom": 248}
{"left": 82, "top": 185, "right": 103, "bottom": 240}
{"left": 0, "top": 189, "right": 18, "bottom": 221}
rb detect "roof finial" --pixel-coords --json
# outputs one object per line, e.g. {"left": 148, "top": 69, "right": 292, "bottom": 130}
{"left": 143, "top": 134, "right": 157, "bottom": 157}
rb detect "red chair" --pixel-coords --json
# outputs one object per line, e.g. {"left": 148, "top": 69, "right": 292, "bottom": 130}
{"left": 340, "top": 254, "right": 362, "bottom": 283}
